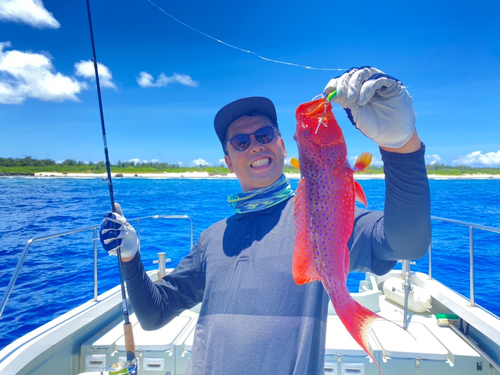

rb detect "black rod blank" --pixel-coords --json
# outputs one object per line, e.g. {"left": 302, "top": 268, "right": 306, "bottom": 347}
{"left": 84, "top": 0, "right": 136, "bottom": 367}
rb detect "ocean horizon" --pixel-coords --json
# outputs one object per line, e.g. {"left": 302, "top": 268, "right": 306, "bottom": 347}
{"left": 1, "top": 177, "right": 499, "bottom": 351}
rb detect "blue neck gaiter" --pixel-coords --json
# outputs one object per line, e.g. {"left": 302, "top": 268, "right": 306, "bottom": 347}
{"left": 228, "top": 174, "right": 295, "bottom": 214}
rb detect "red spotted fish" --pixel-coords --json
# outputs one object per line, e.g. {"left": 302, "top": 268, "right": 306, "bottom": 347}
{"left": 292, "top": 97, "right": 383, "bottom": 373}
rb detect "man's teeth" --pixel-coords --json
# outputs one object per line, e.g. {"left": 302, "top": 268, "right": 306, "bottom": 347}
{"left": 252, "top": 158, "right": 270, "bottom": 167}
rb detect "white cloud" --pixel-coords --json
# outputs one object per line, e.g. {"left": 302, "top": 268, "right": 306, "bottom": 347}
{"left": 218, "top": 158, "right": 226, "bottom": 166}
{"left": 136, "top": 72, "right": 153, "bottom": 87}
{"left": 0, "top": 42, "right": 87, "bottom": 104}
{"left": 74, "top": 60, "right": 116, "bottom": 89}
{"left": 426, "top": 154, "right": 442, "bottom": 166}
{"left": 128, "top": 158, "right": 149, "bottom": 164}
{"left": 137, "top": 71, "right": 198, "bottom": 88}
{"left": 451, "top": 150, "right": 500, "bottom": 167}
{"left": 0, "top": 0, "right": 60, "bottom": 28}
{"left": 150, "top": 158, "right": 159, "bottom": 163}
{"left": 191, "top": 158, "right": 210, "bottom": 167}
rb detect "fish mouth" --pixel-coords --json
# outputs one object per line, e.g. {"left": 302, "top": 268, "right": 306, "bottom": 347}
{"left": 250, "top": 157, "right": 272, "bottom": 168}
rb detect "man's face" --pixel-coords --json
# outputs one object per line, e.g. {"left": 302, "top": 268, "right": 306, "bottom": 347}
{"left": 224, "top": 115, "right": 287, "bottom": 192}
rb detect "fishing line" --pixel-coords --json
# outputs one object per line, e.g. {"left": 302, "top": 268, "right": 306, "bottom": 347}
{"left": 147, "top": 0, "right": 344, "bottom": 71}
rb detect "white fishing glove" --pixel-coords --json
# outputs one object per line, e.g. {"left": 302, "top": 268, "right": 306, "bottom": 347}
{"left": 99, "top": 203, "right": 139, "bottom": 258}
{"left": 324, "top": 66, "right": 416, "bottom": 148}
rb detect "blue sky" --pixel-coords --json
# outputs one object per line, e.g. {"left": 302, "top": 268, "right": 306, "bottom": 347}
{"left": 1, "top": 0, "right": 499, "bottom": 167}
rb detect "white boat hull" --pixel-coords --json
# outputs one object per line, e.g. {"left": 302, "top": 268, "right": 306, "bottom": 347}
{"left": 1, "top": 269, "right": 499, "bottom": 375}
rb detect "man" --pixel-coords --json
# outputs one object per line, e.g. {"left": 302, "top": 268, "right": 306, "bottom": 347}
{"left": 100, "top": 67, "right": 431, "bottom": 374}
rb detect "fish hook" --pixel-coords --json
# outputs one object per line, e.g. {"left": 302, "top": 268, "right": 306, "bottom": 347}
{"left": 315, "top": 100, "right": 329, "bottom": 134}
{"left": 314, "top": 89, "right": 338, "bottom": 134}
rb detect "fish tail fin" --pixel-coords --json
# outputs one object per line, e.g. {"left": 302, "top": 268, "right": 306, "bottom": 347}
{"left": 353, "top": 151, "right": 372, "bottom": 172}
{"left": 290, "top": 156, "right": 300, "bottom": 170}
{"left": 331, "top": 288, "right": 384, "bottom": 374}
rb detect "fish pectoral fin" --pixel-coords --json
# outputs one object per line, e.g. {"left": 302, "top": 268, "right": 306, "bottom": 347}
{"left": 293, "top": 178, "right": 321, "bottom": 285}
{"left": 352, "top": 151, "right": 372, "bottom": 172}
{"left": 290, "top": 156, "right": 300, "bottom": 170}
{"left": 354, "top": 180, "right": 368, "bottom": 208}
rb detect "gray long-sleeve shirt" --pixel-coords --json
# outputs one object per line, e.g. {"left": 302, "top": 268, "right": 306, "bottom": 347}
{"left": 123, "top": 145, "right": 431, "bottom": 375}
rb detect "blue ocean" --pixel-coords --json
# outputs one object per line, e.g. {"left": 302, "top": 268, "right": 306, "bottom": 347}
{"left": 1, "top": 177, "right": 500, "bottom": 351}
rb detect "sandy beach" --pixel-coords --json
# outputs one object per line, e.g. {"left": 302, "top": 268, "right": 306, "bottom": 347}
{"left": 23, "top": 172, "right": 500, "bottom": 180}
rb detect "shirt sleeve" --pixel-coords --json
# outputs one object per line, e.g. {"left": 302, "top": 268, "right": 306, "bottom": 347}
{"left": 123, "top": 239, "right": 206, "bottom": 330}
{"left": 348, "top": 144, "right": 431, "bottom": 275}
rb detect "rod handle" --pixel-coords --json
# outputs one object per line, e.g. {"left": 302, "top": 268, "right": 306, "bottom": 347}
{"left": 124, "top": 322, "right": 136, "bottom": 361}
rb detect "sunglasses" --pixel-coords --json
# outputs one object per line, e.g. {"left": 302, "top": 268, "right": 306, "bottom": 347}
{"left": 227, "top": 126, "right": 278, "bottom": 152}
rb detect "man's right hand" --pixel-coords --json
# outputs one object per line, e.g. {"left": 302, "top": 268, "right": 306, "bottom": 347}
{"left": 99, "top": 203, "right": 139, "bottom": 259}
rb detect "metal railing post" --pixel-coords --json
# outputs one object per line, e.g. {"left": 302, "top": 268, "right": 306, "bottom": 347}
{"left": 137, "top": 219, "right": 141, "bottom": 252}
{"left": 469, "top": 226, "right": 475, "bottom": 307}
{"left": 402, "top": 260, "right": 411, "bottom": 329}
{"left": 93, "top": 228, "right": 98, "bottom": 301}
{"left": 428, "top": 242, "right": 432, "bottom": 280}
{"left": 190, "top": 219, "right": 194, "bottom": 249}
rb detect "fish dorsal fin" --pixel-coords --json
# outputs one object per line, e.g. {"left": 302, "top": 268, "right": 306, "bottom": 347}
{"left": 354, "top": 180, "right": 368, "bottom": 208}
{"left": 290, "top": 156, "right": 300, "bottom": 170}
{"left": 293, "top": 178, "right": 321, "bottom": 285}
{"left": 352, "top": 151, "right": 372, "bottom": 172}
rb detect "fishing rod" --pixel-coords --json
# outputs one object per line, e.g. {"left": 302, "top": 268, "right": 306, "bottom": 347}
{"left": 84, "top": 0, "right": 137, "bottom": 372}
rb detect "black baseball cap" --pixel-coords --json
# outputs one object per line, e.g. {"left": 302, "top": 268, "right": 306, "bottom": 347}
{"left": 214, "top": 96, "right": 278, "bottom": 152}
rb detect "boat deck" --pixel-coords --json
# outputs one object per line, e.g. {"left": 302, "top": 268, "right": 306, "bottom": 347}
{"left": 76, "top": 271, "right": 496, "bottom": 375}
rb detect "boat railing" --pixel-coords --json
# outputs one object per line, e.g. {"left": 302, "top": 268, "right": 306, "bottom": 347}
{"left": 3, "top": 215, "right": 499, "bottom": 319}
{"left": 429, "top": 216, "right": 500, "bottom": 307}
{"left": 0, "top": 215, "right": 193, "bottom": 318}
